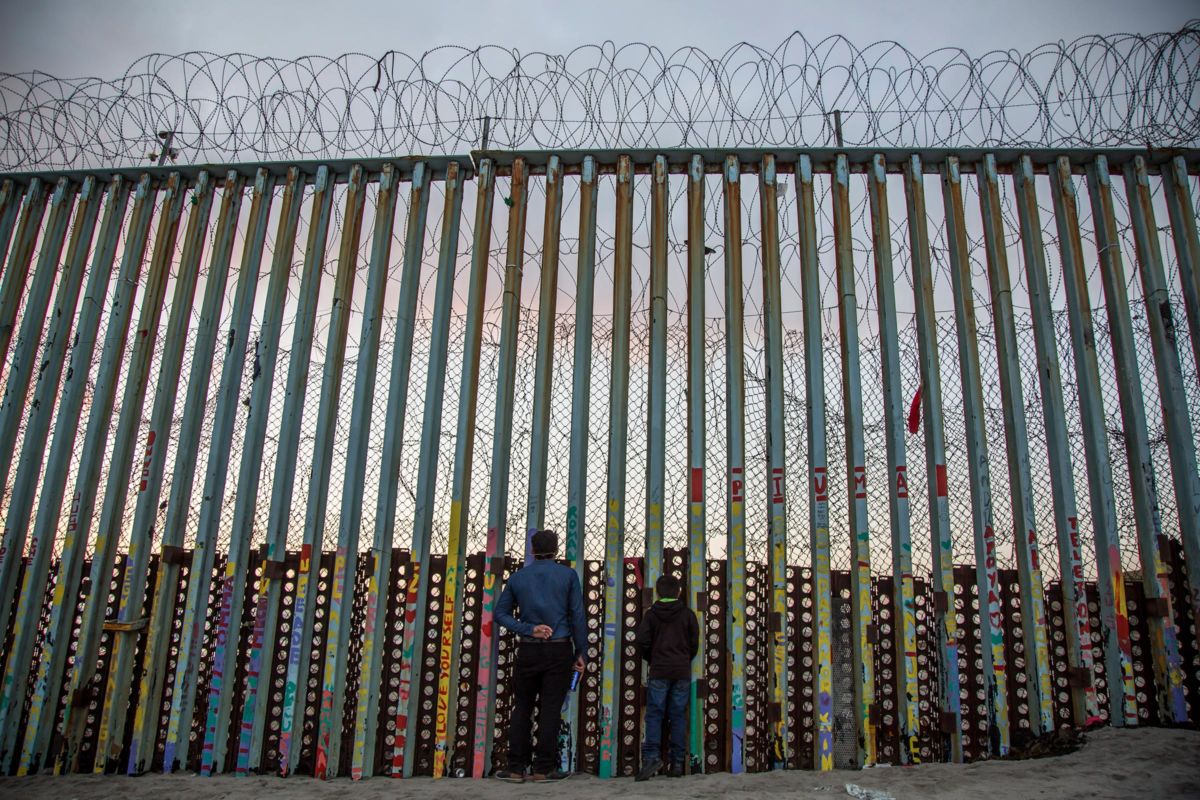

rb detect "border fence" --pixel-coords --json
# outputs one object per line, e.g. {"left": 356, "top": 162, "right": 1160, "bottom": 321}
{"left": 0, "top": 23, "right": 1198, "bottom": 784}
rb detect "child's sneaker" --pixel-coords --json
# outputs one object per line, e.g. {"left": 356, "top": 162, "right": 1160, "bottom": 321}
{"left": 529, "top": 770, "right": 570, "bottom": 782}
{"left": 635, "top": 758, "right": 662, "bottom": 781}
{"left": 494, "top": 768, "right": 525, "bottom": 783}
{"left": 667, "top": 762, "right": 685, "bottom": 777}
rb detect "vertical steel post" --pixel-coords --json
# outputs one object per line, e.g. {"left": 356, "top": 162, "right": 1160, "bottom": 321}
{"left": 524, "top": 157, "right": 565, "bottom": 564}
{"left": 940, "top": 155, "right": 1027, "bottom": 743}
{"left": 832, "top": 154, "right": 876, "bottom": 766}
{"left": 345, "top": 163, "right": 431, "bottom": 778}
{"left": 1088, "top": 157, "right": 1179, "bottom": 725}
{"left": 0, "top": 179, "right": 98, "bottom": 551}
{"left": 902, "top": 156, "right": 971, "bottom": 760}
{"left": 1047, "top": 156, "right": 1138, "bottom": 726}
{"left": 684, "top": 155, "right": 706, "bottom": 775}
{"left": 865, "top": 155, "right": 921, "bottom": 763}
{"left": 0, "top": 176, "right": 107, "bottom": 773}
{"left": 338, "top": 164, "right": 402, "bottom": 780}
{"left": 472, "top": 157, "right": 529, "bottom": 778}
{"left": 0, "top": 178, "right": 49, "bottom": 371}
{"left": 1160, "top": 157, "right": 1200, "bottom": 380}
{"left": 0, "top": 178, "right": 76, "bottom": 492}
{"left": 390, "top": 162, "right": 465, "bottom": 778}
{"left": 565, "top": 155, "right": 598, "bottom": 595}
{"left": 1124, "top": 157, "right": 1200, "bottom": 635}
{"left": 53, "top": 172, "right": 186, "bottom": 773}
{"left": 598, "top": 154, "right": 634, "bottom": 779}
{"left": 797, "top": 155, "right": 835, "bottom": 770}
{"left": 159, "top": 169, "right": 283, "bottom": 773}
{"left": 0, "top": 180, "right": 23, "bottom": 276}
{"left": 560, "top": 157, "right": 597, "bottom": 774}
{"left": 758, "top": 155, "right": 790, "bottom": 769}
{"left": 1013, "top": 158, "right": 1125, "bottom": 726}
{"left": 19, "top": 172, "right": 168, "bottom": 772}
{"left": 1119, "top": 158, "right": 1193, "bottom": 720}
{"left": 1088, "top": 155, "right": 1192, "bottom": 718}
{"left": 339, "top": 162, "right": 404, "bottom": 779}
{"left": 248, "top": 165, "right": 364, "bottom": 777}
{"left": 0, "top": 177, "right": 75, "bottom": 607}
{"left": 200, "top": 166, "right": 332, "bottom": 775}
{"left": 721, "top": 155, "right": 748, "bottom": 774}
{"left": 127, "top": 172, "right": 247, "bottom": 774}
{"left": 943, "top": 157, "right": 1055, "bottom": 735}
{"left": 645, "top": 155, "right": 668, "bottom": 591}
{"left": 195, "top": 165, "right": 330, "bottom": 776}
{"left": 96, "top": 171, "right": 216, "bottom": 771}
{"left": 998, "top": 157, "right": 1098, "bottom": 725}
{"left": 261, "top": 165, "right": 364, "bottom": 777}
{"left": 432, "top": 158, "right": 496, "bottom": 779}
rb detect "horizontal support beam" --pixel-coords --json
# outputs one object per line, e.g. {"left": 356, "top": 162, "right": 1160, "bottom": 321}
{"left": 5, "top": 147, "right": 1197, "bottom": 185}
{"left": 475, "top": 147, "right": 1200, "bottom": 176}
{"left": 0, "top": 155, "right": 471, "bottom": 187}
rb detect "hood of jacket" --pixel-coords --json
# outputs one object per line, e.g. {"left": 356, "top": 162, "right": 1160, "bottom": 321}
{"left": 648, "top": 598, "right": 687, "bottom": 622}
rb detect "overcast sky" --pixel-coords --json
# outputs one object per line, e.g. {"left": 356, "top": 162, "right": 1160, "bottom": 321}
{"left": 0, "top": 0, "right": 1195, "bottom": 77}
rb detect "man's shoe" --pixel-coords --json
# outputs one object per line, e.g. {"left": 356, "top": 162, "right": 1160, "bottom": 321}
{"left": 667, "top": 762, "right": 685, "bottom": 778}
{"left": 494, "top": 769, "right": 525, "bottom": 783}
{"left": 635, "top": 758, "right": 662, "bottom": 782}
{"left": 529, "top": 770, "right": 570, "bottom": 782}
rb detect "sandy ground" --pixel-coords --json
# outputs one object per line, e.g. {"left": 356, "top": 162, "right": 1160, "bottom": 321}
{"left": 0, "top": 727, "right": 1196, "bottom": 800}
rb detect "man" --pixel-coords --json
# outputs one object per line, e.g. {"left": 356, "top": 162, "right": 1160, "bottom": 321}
{"left": 493, "top": 529, "right": 586, "bottom": 783}
{"left": 635, "top": 573, "right": 699, "bottom": 780}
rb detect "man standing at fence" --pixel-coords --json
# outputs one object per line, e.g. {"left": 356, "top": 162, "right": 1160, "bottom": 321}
{"left": 493, "top": 529, "right": 586, "bottom": 782}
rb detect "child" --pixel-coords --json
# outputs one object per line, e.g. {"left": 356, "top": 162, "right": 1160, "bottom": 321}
{"left": 635, "top": 573, "right": 700, "bottom": 780}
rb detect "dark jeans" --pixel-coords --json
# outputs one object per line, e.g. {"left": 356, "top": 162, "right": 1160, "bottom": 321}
{"left": 642, "top": 677, "right": 689, "bottom": 765}
{"left": 507, "top": 640, "right": 574, "bottom": 775}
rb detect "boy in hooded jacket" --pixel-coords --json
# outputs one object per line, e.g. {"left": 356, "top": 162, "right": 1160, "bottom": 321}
{"left": 635, "top": 573, "right": 700, "bottom": 780}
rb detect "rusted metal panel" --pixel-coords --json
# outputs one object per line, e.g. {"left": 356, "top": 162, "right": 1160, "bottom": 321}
{"left": 952, "top": 565, "right": 986, "bottom": 761}
{"left": 789, "top": 567, "right": 814, "bottom": 771}
{"left": 617, "top": 557, "right": 645, "bottom": 776}
{"left": 579, "top": 558, "right": 605, "bottom": 775}
{"left": 704, "top": 558, "right": 729, "bottom": 773}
